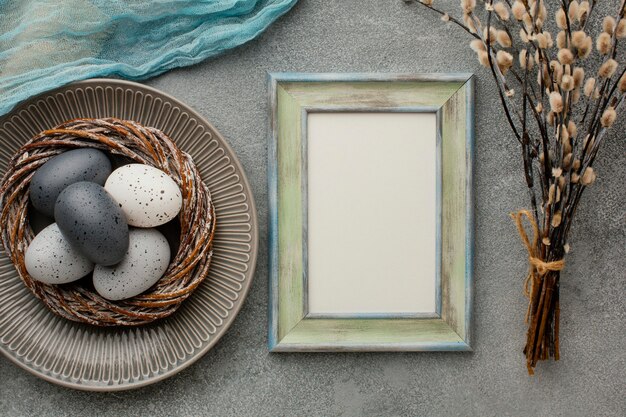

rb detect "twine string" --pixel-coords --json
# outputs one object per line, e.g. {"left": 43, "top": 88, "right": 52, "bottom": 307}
{"left": 510, "top": 210, "right": 565, "bottom": 315}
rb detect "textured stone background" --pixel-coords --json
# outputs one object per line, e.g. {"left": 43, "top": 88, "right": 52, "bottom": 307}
{"left": 1, "top": 1, "right": 625, "bottom": 416}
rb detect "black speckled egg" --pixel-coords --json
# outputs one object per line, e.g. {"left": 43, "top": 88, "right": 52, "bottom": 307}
{"left": 55, "top": 182, "right": 129, "bottom": 266}
{"left": 30, "top": 148, "right": 112, "bottom": 217}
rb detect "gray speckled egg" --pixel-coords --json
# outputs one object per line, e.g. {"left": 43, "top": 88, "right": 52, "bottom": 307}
{"left": 104, "top": 164, "right": 182, "bottom": 227}
{"left": 55, "top": 182, "right": 129, "bottom": 266}
{"left": 93, "top": 228, "right": 170, "bottom": 301}
{"left": 30, "top": 148, "right": 112, "bottom": 217}
{"left": 25, "top": 223, "right": 94, "bottom": 284}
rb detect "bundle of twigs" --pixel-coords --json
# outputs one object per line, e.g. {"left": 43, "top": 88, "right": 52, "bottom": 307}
{"left": 403, "top": 0, "right": 624, "bottom": 373}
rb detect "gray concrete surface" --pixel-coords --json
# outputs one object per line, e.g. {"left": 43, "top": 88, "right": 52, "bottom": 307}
{"left": 1, "top": 1, "right": 625, "bottom": 416}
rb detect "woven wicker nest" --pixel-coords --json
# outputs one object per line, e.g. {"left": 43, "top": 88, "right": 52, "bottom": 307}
{"left": 0, "top": 118, "right": 216, "bottom": 326}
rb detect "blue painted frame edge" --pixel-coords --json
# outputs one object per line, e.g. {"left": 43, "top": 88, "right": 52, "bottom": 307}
{"left": 268, "top": 72, "right": 475, "bottom": 83}
{"left": 267, "top": 72, "right": 475, "bottom": 351}
{"left": 267, "top": 72, "right": 280, "bottom": 351}
{"left": 464, "top": 75, "right": 476, "bottom": 349}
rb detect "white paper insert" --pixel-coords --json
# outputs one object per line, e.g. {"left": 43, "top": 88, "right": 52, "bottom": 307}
{"left": 306, "top": 112, "right": 437, "bottom": 315}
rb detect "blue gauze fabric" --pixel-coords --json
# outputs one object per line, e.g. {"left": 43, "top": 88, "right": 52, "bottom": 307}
{"left": 0, "top": 0, "right": 297, "bottom": 116}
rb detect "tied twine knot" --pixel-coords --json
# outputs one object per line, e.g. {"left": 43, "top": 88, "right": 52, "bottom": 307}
{"left": 510, "top": 210, "right": 565, "bottom": 301}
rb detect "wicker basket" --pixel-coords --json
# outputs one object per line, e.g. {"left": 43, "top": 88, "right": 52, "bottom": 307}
{"left": 0, "top": 118, "right": 216, "bottom": 326}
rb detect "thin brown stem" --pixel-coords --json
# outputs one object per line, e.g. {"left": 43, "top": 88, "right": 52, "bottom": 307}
{"left": 408, "top": 2, "right": 481, "bottom": 39}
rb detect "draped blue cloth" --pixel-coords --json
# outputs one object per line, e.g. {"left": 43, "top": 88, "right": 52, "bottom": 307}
{"left": 0, "top": 0, "right": 297, "bottom": 115}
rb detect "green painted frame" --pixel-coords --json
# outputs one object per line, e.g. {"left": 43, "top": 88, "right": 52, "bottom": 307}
{"left": 268, "top": 73, "right": 474, "bottom": 352}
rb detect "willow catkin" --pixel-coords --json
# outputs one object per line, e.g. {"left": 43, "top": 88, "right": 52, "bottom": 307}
{"left": 561, "top": 75, "right": 575, "bottom": 91}
{"left": 484, "top": 27, "right": 498, "bottom": 45}
{"left": 519, "top": 49, "right": 534, "bottom": 69}
{"left": 512, "top": 1, "right": 525, "bottom": 20}
{"left": 545, "top": 31, "right": 554, "bottom": 48}
{"left": 556, "top": 8, "right": 567, "bottom": 28}
{"left": 578, "top": 1, "right": 590, "bottom": 22}
{"left": 494, "top": 2, "right": 509, "bottom": 20}
{"left": 497, "top": 30, "right": 512, "bottom": 47}
{"left": 601, "top": 107, "right": 617, "bottom": 127}
{"left": 536, "top": 33, "right": 549, "bottom": 49}
{"left": 617, "top": 20, "right": 626, "bottom": 38}
{"left": 584, "top": 78, "right": 596, "bottom": 96}
{"left": 579, "top": 36, "right": 593, "bottom": 58}
{"left": 557, "top": 30, "right": 567, "bottom": 48}
{"left": 549, "top": 91, "right": 564, "bottom": 113}
{"left": 593, "top": 87, "right": 601, "bottom": 99}
{"left": 598, "top": 59, "right": 618, "bottom": 78}
{"left": 470, "top": 39, "right": 486, "bottom": 52}
{"left": 602, "top": 16, "right": 616, "bottom": 34}
{"left": 568, "top": 1, "right": 579, "bottom": 22}
{"left": 619, "top": 72, "right": 626, "bottom": 92}
{"left": 525, "top": 16, "right": 535, "bottom": 32}
{"left": 581, "top": 167, "right": 596, "bottom": 185}
{"left": 563, "top": 134, "right": 572, "bottom": 154}
{"left": 558, "top": 124, "right": 570, "bottom": 143}
{"left": 596, "top": 32, "right": 612, "bottom": 55}
{"left": 497, "top": 50, "right": 514, "bottom": 72}
{"left": 558, "top": 48, "right": 574, "bottom": 65}
{"left": 573, "top": 67, "right": 585, "bottom": 87}
{"left": 563, "top": 153, "right": 573, "bottom": 169}
{"left": 520, "top": 28, "right": 529, "bottom": 43}
{"left": 461, "top": 0, "right": 476, "bottom": 13}
{"left": 548, "top": 183, "right": 556, "bottom": 204}
{"left": 464, "top": 13, "right": 478, "bottom": 33}
{"left": 477, "top": 51, "right": 490, "bottom": 67}
{"left": 551, "top": 211, "right": 562, "bottom": 227}
{"left": 572, "top": 31, "right": 586, "bottom": 48}
{"left": 568, "top": 120, "right": 578, "bottom": 138}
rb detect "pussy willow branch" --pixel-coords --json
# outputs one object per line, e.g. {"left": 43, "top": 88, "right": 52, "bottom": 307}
{"left": 403, "top": 0, "right": 624, "bottom": 371}
{"left": 405, "top": 0, "right": 481, "bottom": 38}
{"left": 503, "top": 4, "right": 554, "bottom": 191}
{"left": 472, "top": 9, "right": 525, "bottom": 143}
{"left": 561, "top": 94, "right": 624, "bottom": 243}
{"left": 407, "top": 0, "right": 623, "bottom": 227}
{"left": 484, "top": 0, "right": 542, "bottom": 220}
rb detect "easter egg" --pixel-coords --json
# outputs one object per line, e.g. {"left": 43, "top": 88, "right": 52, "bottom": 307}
{"left": 24, "top": 223, "right": 94, "bottom": 284}
{"left": 54, "top": 182, "right": 129, "bottom": 266}
{"left": 104, "top": 164, "right": 182, "bottom": 227}
{"left": 93, "top": 228, "right": 171, "bottom": 301}
{"left": 30, "top": 148, "right": 112, "bottom": 217}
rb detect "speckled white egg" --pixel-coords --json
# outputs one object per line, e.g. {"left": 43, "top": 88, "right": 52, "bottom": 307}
{"left": 24, "top": 223, "right": 94, "bottom": 284}
{"left": 104, "top": 164, "right": 182, "bottom": 227}
{"left": 93, "top": 228, "right": 170, "bottom": 301}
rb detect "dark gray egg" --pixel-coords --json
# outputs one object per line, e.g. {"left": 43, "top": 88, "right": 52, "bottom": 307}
{"left": 30, "top": 148, "right": 112, "bottom": 217}
{"left": 55, "top": 182, "right": 129, "bottom": 266}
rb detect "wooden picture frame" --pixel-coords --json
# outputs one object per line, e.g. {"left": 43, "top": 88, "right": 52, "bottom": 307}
{"left": 268, "top": 73, "right": 474, "bottom": 352}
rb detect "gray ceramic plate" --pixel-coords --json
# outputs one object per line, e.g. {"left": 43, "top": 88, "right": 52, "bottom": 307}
{"left": 0, "top": 79, "right": 258, "bottom": 391}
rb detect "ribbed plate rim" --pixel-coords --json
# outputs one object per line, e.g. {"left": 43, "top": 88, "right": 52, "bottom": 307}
{"left": 0, "top": 78, "right": 259, "bottom": 391}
